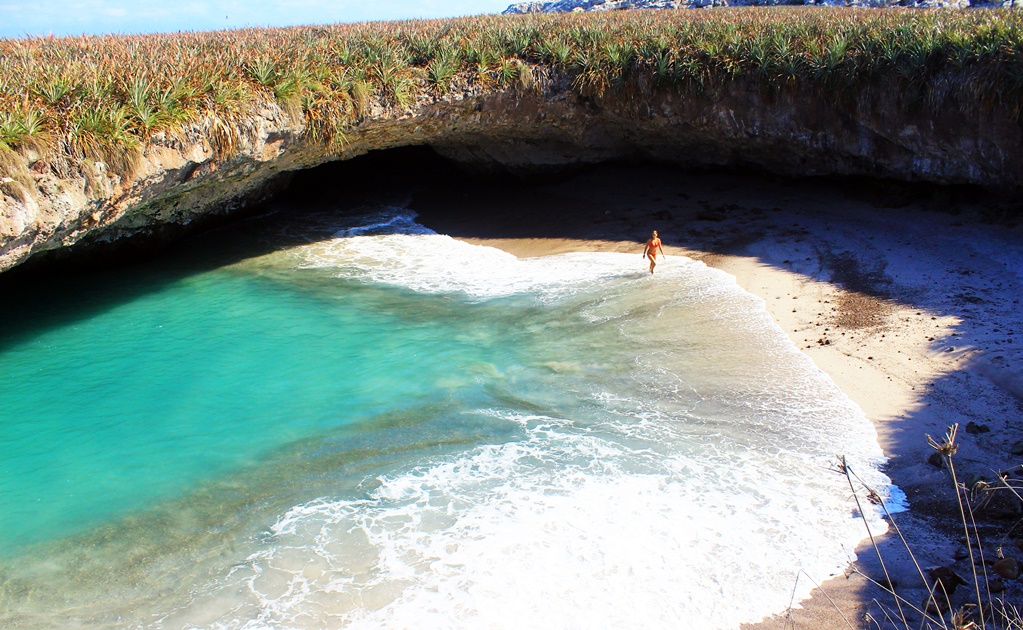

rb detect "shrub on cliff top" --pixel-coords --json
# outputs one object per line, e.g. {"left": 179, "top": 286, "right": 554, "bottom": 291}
{"left": 0, "top": 8, "right": 1021, "bottom": 178}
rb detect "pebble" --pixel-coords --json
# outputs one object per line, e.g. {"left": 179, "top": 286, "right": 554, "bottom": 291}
{"left": 965, "top": 421, "right": 991, "bottom": 434}
{"left": 993, "top": 557, "right": 1020, "bottom": 580}
{"left": 924, "top": 566, "right": 967, "bottom": 614}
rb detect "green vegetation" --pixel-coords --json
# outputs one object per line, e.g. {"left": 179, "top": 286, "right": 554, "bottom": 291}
{"left": 0, "top": 8, "right": 1021, "bottom": 179}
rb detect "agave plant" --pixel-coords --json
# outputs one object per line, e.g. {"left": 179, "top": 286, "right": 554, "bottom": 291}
{"left": 427, "top": 50, "right": 461, "bottom": 93}
{"left": 0, "top": 7, "right": 1020, "bottom": 183}
{"left": 0, "top": 107, "right": 50, "bottom": 153}
{"left": 247, "top": 57, "right": 278, "bottom": 86}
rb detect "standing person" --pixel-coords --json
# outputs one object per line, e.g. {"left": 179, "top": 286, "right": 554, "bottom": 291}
{"left": 643, "top": 230, "right": 665, "bottom": 274}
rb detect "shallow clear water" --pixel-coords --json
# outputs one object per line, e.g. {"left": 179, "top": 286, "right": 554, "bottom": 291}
{"left": 0, "top": 207, "right": 898, "bottom": 628}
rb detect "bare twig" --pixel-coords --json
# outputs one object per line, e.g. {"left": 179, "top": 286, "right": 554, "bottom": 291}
{"left": 845, "top": 465, "right": 949, "bottom": 629}
{"left": 963, "top": 490, "right": 994, "bottom": 621}
{"left": 783, "top": 569, "right": 856, "bottom": 629}
{"left": 848, "top": 467, "right": 933, "bottom": 599}
{"left": 929, "top": 425, "right": 986, "bottom": 628}
{"left": 850, "top": 566, "right": 946, "bottom": 627}
{"left": 839, "top": 455, "right": 910, "bottom": 627}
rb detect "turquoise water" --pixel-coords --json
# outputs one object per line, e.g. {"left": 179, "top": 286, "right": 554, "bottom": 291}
{"left": 0, "top": 206, "right": 898, "bottom": 629}
{"left": 0, "top": 259, "right": 534, "bottom": 554}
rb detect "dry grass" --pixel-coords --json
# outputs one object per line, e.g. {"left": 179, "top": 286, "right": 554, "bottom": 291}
{"left": 0, "top": 8, "right": 1021, "bottom": 179}
{"left": 829, "top": 427, "right": 1023, "bottom": 630}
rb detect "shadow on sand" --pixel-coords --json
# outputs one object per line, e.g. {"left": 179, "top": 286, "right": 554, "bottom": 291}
{"left": 2, "top": 146, "right": 1021, "bottom": 626}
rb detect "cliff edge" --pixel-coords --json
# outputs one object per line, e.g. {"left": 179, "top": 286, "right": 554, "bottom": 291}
{"left": 2, "top": 10, "right": 1021, "bottom": 273}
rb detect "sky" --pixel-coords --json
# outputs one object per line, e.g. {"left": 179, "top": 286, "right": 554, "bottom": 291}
{"left": 0, "top": 0, "right": 516, "bottom": 39}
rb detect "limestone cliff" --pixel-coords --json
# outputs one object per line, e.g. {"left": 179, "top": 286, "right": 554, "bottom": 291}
{"left": 1, "top": 72, "right": 1021, "bottom": 273}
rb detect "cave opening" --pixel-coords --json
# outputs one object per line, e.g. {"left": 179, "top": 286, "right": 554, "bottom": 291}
{"left": 0, "top": 143, "right": 1004, "bottom": 294}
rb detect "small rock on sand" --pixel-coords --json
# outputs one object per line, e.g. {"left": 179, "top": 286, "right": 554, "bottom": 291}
{"left": 965, "top": 421, "right": 991, "bottom": 434}
{"left": 993, "top": 557, "right": 1021, "bottom": 581}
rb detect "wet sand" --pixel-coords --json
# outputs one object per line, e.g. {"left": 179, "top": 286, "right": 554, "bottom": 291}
{"left": 411, "top": 164, "right": 1023, "bottom": 627}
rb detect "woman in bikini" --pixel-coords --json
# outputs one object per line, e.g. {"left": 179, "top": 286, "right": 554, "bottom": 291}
{"left": 643, "top": 230, "right": 665, "bottom": 274}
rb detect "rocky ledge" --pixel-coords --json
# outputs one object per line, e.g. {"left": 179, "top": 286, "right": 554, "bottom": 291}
{"left": 2, "top": 71, "right": 1021, "bottom": 273}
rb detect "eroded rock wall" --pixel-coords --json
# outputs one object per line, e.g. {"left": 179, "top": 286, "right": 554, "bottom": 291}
{"left": 1, "top": 76, "right": 1020, "bottom": 273}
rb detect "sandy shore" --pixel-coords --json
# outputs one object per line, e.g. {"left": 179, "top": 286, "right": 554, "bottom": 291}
{"left": 412, "top": 164, "right": 1023, "bottom": 627}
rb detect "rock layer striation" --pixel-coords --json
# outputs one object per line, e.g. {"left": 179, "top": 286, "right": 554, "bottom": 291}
{"left": 1, "top": 74, "right": 1021, "bottom": 273}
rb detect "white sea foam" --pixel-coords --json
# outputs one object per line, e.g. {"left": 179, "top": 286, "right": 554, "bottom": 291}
{"left": 297, "top": 208, "right": 645, "bottom": 302}
{"left": 170, "top": 207, "right": 903, "bottom": 629}
{"left": 203, "top": 416, "right": 891, "bottom": 629}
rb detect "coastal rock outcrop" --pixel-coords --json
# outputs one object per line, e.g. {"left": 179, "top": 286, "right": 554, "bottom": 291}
{"left": 2, "top": 70, "right": 1022, "bottom": 273}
